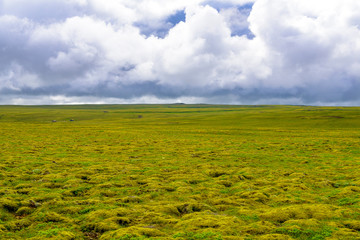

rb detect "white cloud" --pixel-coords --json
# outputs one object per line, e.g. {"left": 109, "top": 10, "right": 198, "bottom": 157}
{"left": 0, "top": 62, "right": 41, "bottom": 91}
{"left": 1, "top": 0, "right": 360, "bottom": 105}
{"left": 220, "top": 7, "right": 252, "bottom": 36}
{"left": 249, "top": 0, "right": 360, "bottom": 93}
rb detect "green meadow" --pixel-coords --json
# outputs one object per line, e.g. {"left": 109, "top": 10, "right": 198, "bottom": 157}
{"left": 0, "top": 105, "right": 360, "bottom": 240}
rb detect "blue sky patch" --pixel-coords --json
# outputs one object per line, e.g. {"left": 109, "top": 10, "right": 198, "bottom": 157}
{"left": 231, "top": 28, "right": 255, "bottom": 39}
{"left": 167, "top": 10, "right": 186, "bottom": 25}
{"left": 204, "top": 1, "right": 254, "bottom": 11}
{"left": 232, "top": 4, "right": 255, "bottom": 39}
{"left": 237, "top": 3, "right": 254, "bottom": 11}
{"left": 136, "top": 10, "right": 186, "bottom": 38}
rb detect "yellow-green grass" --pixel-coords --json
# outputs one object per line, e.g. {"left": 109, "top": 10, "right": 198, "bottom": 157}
{"left": 0, "top": 105, "right": 359, "bottom": 239}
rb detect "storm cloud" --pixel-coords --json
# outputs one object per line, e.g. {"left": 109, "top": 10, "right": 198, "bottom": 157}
{"left": 1, "top": 0, "right": 360, "bottom": 105}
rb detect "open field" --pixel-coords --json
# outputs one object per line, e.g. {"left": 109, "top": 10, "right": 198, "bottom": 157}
{"left": 0, "top": 105, "right": 360, "bottom": 240}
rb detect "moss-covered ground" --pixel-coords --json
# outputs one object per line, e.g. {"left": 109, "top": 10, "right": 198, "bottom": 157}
{"left": 0, "top": 105, "right": 360, "bottom": 239}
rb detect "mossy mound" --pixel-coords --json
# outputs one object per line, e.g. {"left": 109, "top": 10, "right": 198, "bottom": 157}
{"left": 207, "top": 170, "right": 230, "bottom": 178}
{"left": 283, "top": 219, "right": 321, "bottom": 228}
{"left": 175, "top": 211, "right": 245, "bottom": 235}
{"left": 326, "top": 227, "right": 360, "bottom": 240}
{"left": 100, "top": 226, "right": 165, "bottom": 239}
{"left": 342, "top": 220, "right": 360, "bottom": 231}
{"left": 173, "top": 231, "right": 225, "bottom": 240}
{"left": 5, "top": 218, "right": 33, "bottom": 231}
{"left": 161, "top": 202, "right": 214, "bottom": 216}
{"left": 81, "top": 208, "right": 134, "bottom": 233}
{"left": 145, "top": 214, "right": 178, "bottom": 226}
{"left": 16, "top": 206, "right": 34, "bottom": 216}
{"left": 55, "top": 231, "right": 77, "bottom": 240}
{"left": 0, "top": 198, "right": 19, "bottom": 212}
{"left": 82, "top": 220, "right": 119, "bottom": 233}
{"left": 36, "top": 211, "right": 72, "bottom": 223}
{"left": 238, "top": 191, "right": 270, "bottom": 203}
{"left": 240, "top": 221, "right": 275, "bottom": 235}
{"left": 260, "top": 204, "right": 341, "bottom": 223}
{"left": 338, "top": 186, "right": 360, "bottom": 196}
{"left": 258, "top": 234, "right": 294, "bottom": 240}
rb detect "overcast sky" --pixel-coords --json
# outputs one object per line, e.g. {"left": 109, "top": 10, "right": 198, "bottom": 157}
{"left": 0, "top": 0, "right": 360, "bottom": 105}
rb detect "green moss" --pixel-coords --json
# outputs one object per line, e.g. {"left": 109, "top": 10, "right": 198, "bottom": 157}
{"left": 238, "top": 191, "right": 270, "bottom": 203}
{"left": 82, "top": 220, "right": 119, "bottom": 233}
{"left": 58, "top": 206, "right": 82, "bottom": 214}
{"left": 174, "top": 202, "right": 212, "bottom": 216}
{"left": 0, "top": 198, "right": 19, "bottom": 212}
{"left": 114, "top": 217, "right": 131, "bottom": 226}
{"left": 274, "top": 225, "right": 333, "bottom": 240}
{"left": 173, "top": 231, "right": 223, "bottom": 239}
{"left": 80, "top": 209, "right": 133, "bottom": 233}
{"left": 16, "top": 207, "right": 34, "bottom": 216}
{"left": 258, "top": 234, "right": 294, "bottom": 240}
{"left": 100, "top": 226, "right": 165, "bottom": 239}
{"left": 283, "top": 219, "right": 321, "bottom": 228}
{"left": 328, "top": 228, "right": 360, "bottom": 239}
{"left": 337, "top": 197, "right": 359, "bottom": 206}
{"left": 37, "top": 228, "right": 78, "bottom": 239}
{"left": 207, "top": 170, "right": 229, "bottom": 178}
{"left": 36, "top": 212, "right": 71, "bottom": 223}
{"left": 175, "top": 211, "right": 244, "bottom": 236}
{"left": 342, "top": 220, "right": 360, "bottom": 231}
{"left": 56, "top": 231, "right": 77, "bottom": 240}
{"left": 147, "top": 215, "right": 178, "bottom": 225}
{"left": 1, "top": 105, "right": 360, "bottom": 239}
{"left": 217, "top": 180, "right": 233, "bottom": 188}
{"left": 260, "top": 204, "right": 341, "bottom": 223}
{"left": 0, "top": 224, "right": 6, "bottom": 233}
{"left": 5, "top": 218, "right": 32, "bottom": 231}
{"left": 241, "top": 221, "right": 275, "bottom": 235}
{"left": 161, "top": 205, "right": 181, "bottom": 216}
{"left": 121, "top": 196, "right": 142, "bottom": 203}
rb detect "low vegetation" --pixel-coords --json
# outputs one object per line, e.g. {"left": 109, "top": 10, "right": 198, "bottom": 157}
{"left": 0, "top": 105, "right": 359, "bottom": 239}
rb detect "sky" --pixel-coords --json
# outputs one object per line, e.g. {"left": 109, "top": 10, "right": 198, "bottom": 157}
{"left": 1, "top": 0, "right": 360, "bottom": 105}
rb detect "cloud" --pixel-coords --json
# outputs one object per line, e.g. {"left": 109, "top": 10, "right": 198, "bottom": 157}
{"left": 0, "top": 0, "right": 360, "bottom": 105}
{"left": 248, "top": 0, "right": 360, "bottom": 102}
{"left": 0, "top": 0, "right": 86, "bottom": 23}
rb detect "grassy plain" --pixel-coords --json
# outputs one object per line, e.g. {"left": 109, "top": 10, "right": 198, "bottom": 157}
{"left": 0, "top": 104, "right": 360, "bottom": 240}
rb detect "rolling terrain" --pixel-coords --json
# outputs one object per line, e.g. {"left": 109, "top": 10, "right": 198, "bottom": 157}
{"left": 0, "top": 105, "right": 359, "bottom": 239}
